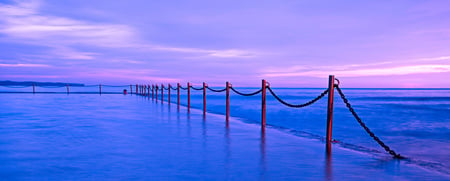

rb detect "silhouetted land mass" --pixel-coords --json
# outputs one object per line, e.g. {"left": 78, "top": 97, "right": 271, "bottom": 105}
{"left": 0, "top": 81, "right": 84, "bottom": 87}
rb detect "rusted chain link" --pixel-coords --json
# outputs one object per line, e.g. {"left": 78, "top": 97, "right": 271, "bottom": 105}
{"left": 179, "top": 86, "right": 188, "bottom": 90}
{"left": 206, "top": 86, "right": 227, "bottom": 92}
{"left": 170, "top": 86, "right": 178, "bottom": 90}
{"left": 163, "top": 86, "right": 170, "bottom": 90}
{"left": 190, "top": 86, "right": 204, "bottom": 90}
{"left": 267, "top": 86, "right": 329, "bottom": 108}
{"left": 230, "top": 87, "right": 262, "bottom": 96}
{"left": 335, "top": 85, "right": 404, "bottom": 159}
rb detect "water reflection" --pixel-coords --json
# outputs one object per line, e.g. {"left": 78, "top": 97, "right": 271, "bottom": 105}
{"left": 259, "top": 129, "right": 267, "bottom": 179}
{"left": 225, "top": 125, "right": 231, "bottom": 180}
{"left": 325, "top": 148, "right": 333, "bottom": 181}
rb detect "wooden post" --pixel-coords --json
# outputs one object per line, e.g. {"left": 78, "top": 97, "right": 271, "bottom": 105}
{"left": 130, "top": 85, "right": 132, "bottom": 95}
{"left": 226, "top": 81, "right": 230, "bottom": 123}
{"left": 168, "top": 84, "right": 171, "bottom": 104}
{"left": 66, "top": 84, "right": 69, "bottom": 94}
{"left": 99, "top": 84, "right": 102, "bottom": 95}
{"left": 148, "top": 84, "right": 150, "bottom": 97}
{"left": 261, "top": 79, "right": 267, "bottom": 130}
{"left": 203, "top": 82, "right": 207, "bottom": 115}
{"left": 33, "top": 83, "right": 35, "bottom": 94}
{"left": 326, "top": 75, "right": 335, "bottom": 153}
{"left": 155, "top": 85, "right": 158, "bottom": 102}
{"left": 152, "top": 85, "right": 154, "bottom": 99}
{"left": 161, "top": 84, "right": 164, "bottom": 104}
{"left": 177, "top": 83, "right": 180, "bottom": 107}
{"left": 136, "top": 84, "right": 138, "bottom": 95}
{"left": 187, "top": 82, "right": 191, "bottom": 112}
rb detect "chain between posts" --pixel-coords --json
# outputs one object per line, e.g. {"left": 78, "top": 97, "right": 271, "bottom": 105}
{"left": 206, "top": 87, "right": 227, "bottom": 92}
{"left": 230, "top": 87, "right": 262, "bottom": 96}
{"left": 335, "top": 84, "right": 404, "bottom": 159}
{"left": 179, "top": 86, "right": 188, "bottom": 90}
{"left": 190, "top": 85, "right": 204, "bottom": 90}
{"left": 266, "top": 86, "right": 329, "bottom": 108}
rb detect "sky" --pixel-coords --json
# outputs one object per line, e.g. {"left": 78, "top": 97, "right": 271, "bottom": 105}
{"left": 0, "top": 0, "right": 449, "bottom": 88}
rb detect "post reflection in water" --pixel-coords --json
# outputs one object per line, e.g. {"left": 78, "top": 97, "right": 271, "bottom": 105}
{"left": 259, "top": 129, "right": 267, "bottom": 179}
{"left": 202, "top": 115, "right": 207, "bottom": 138}
{"left": 224, "top": 125, "right": 231, "bottom": 179}
{"left": 325, "top": 143, "right": 333, "bottom": 181}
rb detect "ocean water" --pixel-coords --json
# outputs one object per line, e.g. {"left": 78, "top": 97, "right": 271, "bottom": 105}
{"left": 0, "top": 86, "right": 449, "bottom": 179}
{"left": 183, "top": 87, "right": 450, "bottom": 175}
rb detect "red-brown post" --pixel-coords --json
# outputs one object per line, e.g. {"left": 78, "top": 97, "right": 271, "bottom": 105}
{"left": 226, "top": 81, "right": 230, "bottom": 123}
{"left": 177, "top": 83, "right": 180, "bottom": 107}
{"left": 152, "top": 85, "right": 154, "bottom": 99}
{"left": 326, "top": 75, "right": 335, "bottom": 152}
{"left": 203, "top": 82, "right": 207, "bottom": 115}
{"left": 155, "top": 85, "right": 158, "bottom": 102}
{"left": 261, "top": 79, "right": 267, "bottom": 130}
{"left": 187, "top": 82, "right": 191, "bottom": 112}
{"left": 161, "top": 84, "right": 164, "bottom": 104}
{"left": 136, "top": 84, "right": 138, "bottom": 95}
{"left": 168, "top": 84, "right": 171, "bottom": 104}
{"left": 33, "top": 83, "right": 35, "bottom": 94}
{"left": 148, "top": 84, "right": 150, "bottom": 97}
{"left": 66, "top": 84, "right": 69, "bottom": 94}
{"left": 130, "top": 85, "right": 132, "bottom": 95}
{"left": 99, "top": 84, "right": 102, "bottom": 95}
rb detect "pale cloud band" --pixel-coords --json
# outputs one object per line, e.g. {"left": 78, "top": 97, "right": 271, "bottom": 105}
{"left": 0, "top": 63, "right": 50, "bottom": 67}
{"left": 264, "top": 64, "right": 450, "bottom": 78}
{"left": 0, "top": 1, "right": 256, "bottom": 59}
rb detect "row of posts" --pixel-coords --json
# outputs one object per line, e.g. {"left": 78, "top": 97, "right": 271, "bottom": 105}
{"left": 131, "top": 75, "right": 337, "bottom": 152}
{"left": 31, "top": 84, "right": 103, "bottom": 94}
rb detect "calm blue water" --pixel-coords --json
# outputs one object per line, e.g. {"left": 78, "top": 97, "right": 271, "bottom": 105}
{"left": 176, "top": 87, "right": 450, "bottom": 175}
{"left": 1, "top": 86, "right": 449, "bottom": 179}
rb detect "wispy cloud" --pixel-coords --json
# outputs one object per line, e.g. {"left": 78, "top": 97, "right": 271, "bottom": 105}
{"left": 76, "top": 69, "right": 179, "bottom": 82}
{"left": 0, "top": 1, "right": 256, "bottom": 59}
{"left": 264, "top": 64, "right": 450, "bottom": 77}
{"left": 0, "top": 63, "right": 50, "bottom": 67}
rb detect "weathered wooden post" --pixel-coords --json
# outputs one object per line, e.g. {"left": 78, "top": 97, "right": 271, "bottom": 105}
{"left": 161, "top": 84, "right": 164, "bottom": 104}
{"left": 203, "top": 82, "right": 207, "bottom": 115}
{"left": 326, "top": 75, "right": 335, "bottom": 153}
{"left": 152, "top": 85, "right": 155, "bottom": 99}
{"left": 155, "top": 85, "right": 158, "bottom": 102}
{"left": 226, "top": 81, "right": 230, "bottom": 123}
{"left": 177, "top": 83, "right": 180, "bottom": 107}
{"left": 187, "top": 82, "right": 191, "bottom": 112}
{"left": 99, "top": 84, "right": 102, "bottom": 95}
{"left": 168, "top": 84, "right": 171, "bottom": 104}
{"left": 33, "top": 83, "right": 35, "bottom": 94}
{"left": 261, "top": 79, "right": 267, "bottom": 130}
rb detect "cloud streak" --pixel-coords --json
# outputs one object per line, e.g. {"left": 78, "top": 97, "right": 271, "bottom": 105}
{"left": 0, "top": 1, "right": 256, "bottom": 59}
{"left": 264, "top": 64, "right": 450, "bottom": 78}
{"left": 0, "top": 63, "right": 50, "bottom": 67}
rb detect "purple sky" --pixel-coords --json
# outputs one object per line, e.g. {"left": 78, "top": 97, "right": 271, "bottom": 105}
{"left": 0, "top": 0, "right": 449, "bottom": 88}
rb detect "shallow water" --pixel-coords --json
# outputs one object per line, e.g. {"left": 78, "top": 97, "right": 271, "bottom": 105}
{"left": 0, "top": 87, "right": 449, "bottom": 179}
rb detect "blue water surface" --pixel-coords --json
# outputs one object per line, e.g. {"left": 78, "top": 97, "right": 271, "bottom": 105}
{"left": 0, "top": 86, "right": 449, "bottom": 180}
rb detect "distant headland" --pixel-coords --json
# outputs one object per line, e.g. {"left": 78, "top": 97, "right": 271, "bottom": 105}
{"left": 0, "top": 81, "right": 84, "bottom": 87}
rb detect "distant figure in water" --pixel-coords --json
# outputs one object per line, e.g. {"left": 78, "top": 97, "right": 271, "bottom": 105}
{"left": 123, "top": 89, "right": 127, "bottom": 95}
